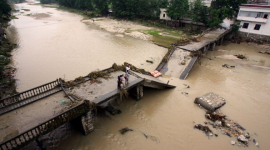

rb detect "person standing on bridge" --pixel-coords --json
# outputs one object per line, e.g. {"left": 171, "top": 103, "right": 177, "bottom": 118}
{"left": 118, "top": 74, "right": 123, "bottom": 89}
{"left": 126, "top": 65, "right": 130, "bottom": 73}
{"left": 120, "top": 74, "right": 126, "bottom": 88}
{"left": 125, "top": 71, "right": 129, "bottom": 85}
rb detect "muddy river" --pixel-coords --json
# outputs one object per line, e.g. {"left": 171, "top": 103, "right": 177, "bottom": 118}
{"left": 5, "top": 1, "right": 270, "bottom": 150}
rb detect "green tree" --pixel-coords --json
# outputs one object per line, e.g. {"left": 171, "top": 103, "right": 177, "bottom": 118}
{"left": 189, "top": 0, "right": 208, "bottom": 25}
{"left": 208, "top": 0, "right": 247, "bottom": 27}
{"left": 158, "top": 0, "right": 169, "bottom": 8}
{"left": 110, "top": 0, "right": 160, "bottom": 19}
{"left": 0, "top": 0, "right": 12, "bottom": 19}
{"left": 166, "top": 0, "right": 189, "bottom": 20}
{"left": 93, "top": 0, "right": 108, "bottom": 15}
{"left": 40, "top": 0, "right": 57, "bottom": 4}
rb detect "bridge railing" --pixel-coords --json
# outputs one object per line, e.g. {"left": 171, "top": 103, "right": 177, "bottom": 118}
{"left": 0, "top": 79, "right": 60, "bottom": 108}
{"left": 0, "top": 101, "right": 91, "bottom": 150}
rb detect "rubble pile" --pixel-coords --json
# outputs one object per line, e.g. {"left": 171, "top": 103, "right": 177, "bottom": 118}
{"left": 194, "top": 93, "right": 259, "bottom": 147}
{"left": 204, "top": 110, "right": 258, "bottom": 147}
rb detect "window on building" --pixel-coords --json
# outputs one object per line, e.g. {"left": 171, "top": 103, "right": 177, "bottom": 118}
{"left": 254, "top": 24, "right": 261, "bottom": 30}
{"left": 242, "top": 23, "right": 249, "bottom": 29}
{"left": 256, "top": 12, "right": 263, "bottom": 18}
{"left": 264, "top": 14, "right": 268, "bottom": 19}
{"left": 163, "top": 14, "right": 166, "bottom": 18}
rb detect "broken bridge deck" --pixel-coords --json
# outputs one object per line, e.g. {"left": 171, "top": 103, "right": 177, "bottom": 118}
{"left": 0, "top": 70, "right": 176, "bottom": 149}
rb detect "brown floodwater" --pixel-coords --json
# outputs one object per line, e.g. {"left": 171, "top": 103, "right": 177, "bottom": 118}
{"left": 7, "top": 1, "right": 167, "bottom": 92}
{"left": 5, "top": 1, "right": 270, "bottom": 150}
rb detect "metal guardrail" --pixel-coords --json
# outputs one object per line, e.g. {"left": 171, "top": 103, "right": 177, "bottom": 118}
{"left": 0, "top": 101, "right": 91, "bottom": 150}
{"left": 0, "top": 80, "right": 60, "bottom": 109}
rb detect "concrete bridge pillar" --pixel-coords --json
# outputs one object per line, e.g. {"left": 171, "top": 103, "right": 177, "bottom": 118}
{"left": 136, "top": 84, "right": 143, "bottom": 100}
{"left": 81, "top": 110, "right": 94, "bottom": 135}
{"left": 212, "top": 42, "right": 216, "bottom": 51}
{"left": 220, "top": 37, "right": 224, "bottom": 45}
{"left": 129, "top": 83, "right": 143, "bottom": 100}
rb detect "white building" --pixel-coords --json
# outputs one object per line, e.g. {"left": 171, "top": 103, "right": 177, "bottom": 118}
{"left": 237, "top": 4, "right": 270, "bottom": 36}
{"left": 160, "top": 8, "right": 171, "bottom": 20}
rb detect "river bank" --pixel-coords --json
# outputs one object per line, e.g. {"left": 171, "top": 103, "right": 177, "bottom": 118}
{"left": 0, "top": 24, "right": 18, "bottom": 99}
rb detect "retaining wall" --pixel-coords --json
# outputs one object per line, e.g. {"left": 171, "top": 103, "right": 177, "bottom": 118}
{"left": 238, "top": 32, "right": 270, "bottom": 43}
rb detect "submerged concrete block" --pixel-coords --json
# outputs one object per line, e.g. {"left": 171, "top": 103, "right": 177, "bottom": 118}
{"left": 194, "top": 92, "right": 226, "bottom": 112}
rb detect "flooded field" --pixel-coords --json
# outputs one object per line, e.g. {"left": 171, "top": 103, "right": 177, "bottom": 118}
{"left": 4, "top": 1, "right": 270, "bottom": 150}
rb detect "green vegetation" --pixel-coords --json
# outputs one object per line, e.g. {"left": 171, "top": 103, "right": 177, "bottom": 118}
{"left": 21, "top": 9, "right": 30, "bottom": 11}
{"left": 0, "top": 0, "right": 19, "bottom": 98}
{"left": 8, "top": 0, "right": 25, "bottom": 3}
{"left": 95, "top": 19, "right": 103, "bottom": 21}
{"left": 188, "top": 0, "right": 208, "bottom": 26}
{"left": 40, "top": 0, "right": 57, "bottom": 4}
{"left": 142, "top": 29, "right": 184, "bottom": 47}
{"left": 167, "top": 0, "right": 189, "bottom": 21}
{"left": 10, "top": 15, "right": 18, "bottom": 19}
{"left": 0, "top": 0, "right": 12, "bottom": 20}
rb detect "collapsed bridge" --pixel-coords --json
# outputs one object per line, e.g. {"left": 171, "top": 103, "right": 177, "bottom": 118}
{"left": 0, "top": 66, "right": 175, "bottom": 150}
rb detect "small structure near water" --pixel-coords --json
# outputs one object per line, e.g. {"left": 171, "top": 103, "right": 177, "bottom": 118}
{"left": 194, "top": 92, "right": 226, "bottom": 112}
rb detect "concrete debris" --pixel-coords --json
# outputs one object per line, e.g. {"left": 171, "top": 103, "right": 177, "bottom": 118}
{"left": 244, "top": 132, "right": 250, "bottom": 139}
{"left": 180, "top": 60, "right": 186, "bottom": 65}
{"left": 238, "top": 135, "right": 248, "bottom": 144}
{"left": 255, "top": 142, "right": 259, "bottom": 147}
{"left": 183, "top": 84, "right": 190, "bottom": 88}
{"left": 197, "top": 109, "right": 257, "bottom": 147}
{"left": 214, "top": 120, "right": 222, "bottom": 127}
{"left": 181, "top": 92, "right": 188, "bottom": 97}
{"left": 194, "top": 92, "right": 226, "bottom": 112}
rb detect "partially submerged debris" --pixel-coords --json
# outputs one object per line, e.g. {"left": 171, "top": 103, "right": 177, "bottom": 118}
{"left": 181, "top": 92, "right": 188, "bottom": 97}
{"left": 194, "top": 92, "right": 226, "bottom": 112}
{"left": 119, "top": 127, "right": 133, "bottom": 134}
{"left": 222, "top": 64, "right": 235, "bottom": 68}
{"left": 194, "top": 124, "right": 214, "bottom": 136}
{"left": 234, "top": 54, "right": 247, "bottom": 59}
{"left": 183, "top": 84, "right": 190, "bottom": 88}
{"left": 194, "top": 92, "right": 259, "bottom": 147}
{"left": 238, "top": 135, "right": 248, "bottom": 144}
